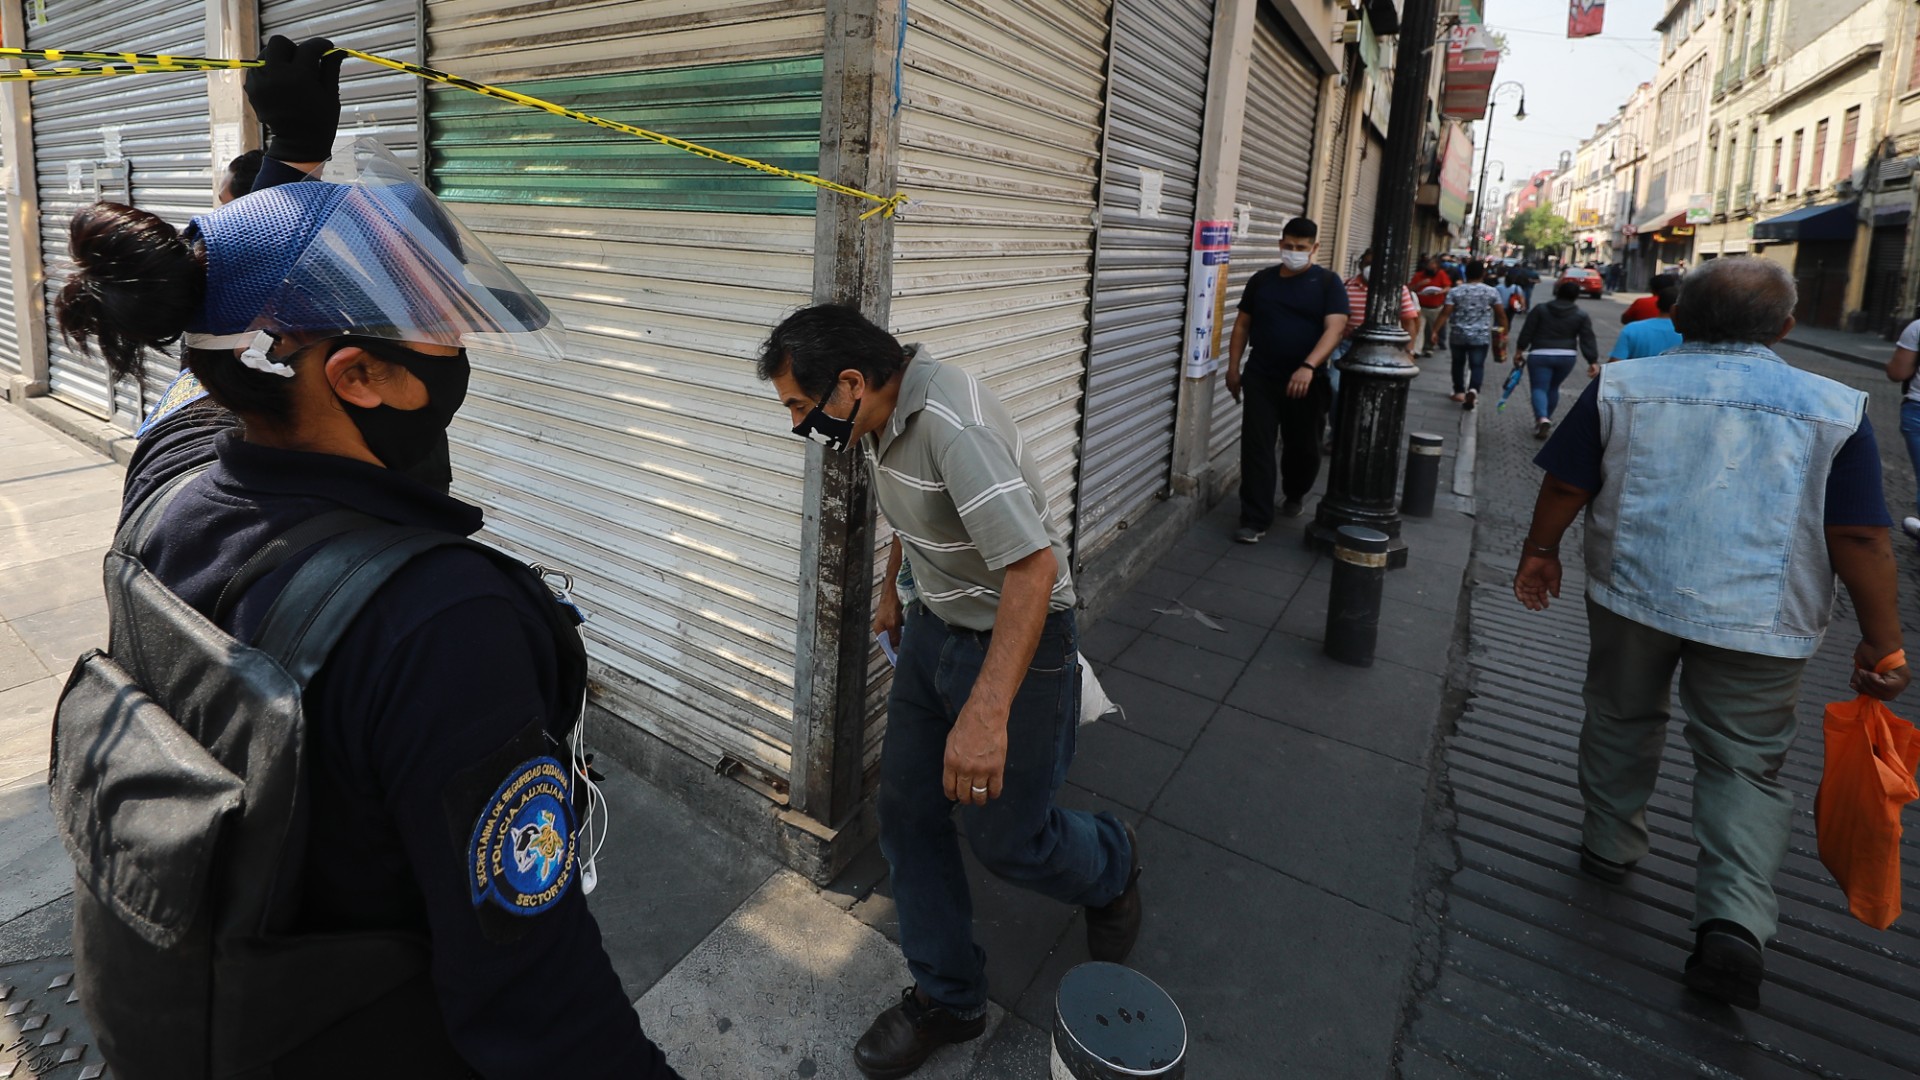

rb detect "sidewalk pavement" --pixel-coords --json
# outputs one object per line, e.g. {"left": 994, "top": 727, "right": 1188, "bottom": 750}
{"left": 1396, "top": 301, "right": 1920, "bottom": 1078}
{"left": 1785, "top": 321, "right": 1898, "bottom": 370}
{"left": 0, "top": 366, "right": 1484, "bottom": 1078}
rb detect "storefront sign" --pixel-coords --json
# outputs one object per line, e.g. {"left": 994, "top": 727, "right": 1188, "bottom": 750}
{"left": 1569, "top": 0, "right": 1605, "bottom": 39}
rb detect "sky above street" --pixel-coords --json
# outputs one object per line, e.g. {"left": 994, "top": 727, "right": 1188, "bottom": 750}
{"left": 1476, "top": 0, "right": 1665, "bottom": 189}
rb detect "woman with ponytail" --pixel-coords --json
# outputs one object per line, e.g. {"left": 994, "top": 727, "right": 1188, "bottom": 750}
{"left": 52, "top": 36, "right": 677, "bottom": 1080}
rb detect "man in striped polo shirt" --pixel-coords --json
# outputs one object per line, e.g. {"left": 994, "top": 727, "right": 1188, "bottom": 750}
{"left": 761, "top": 305, "right": 1141, "bottom": 1079}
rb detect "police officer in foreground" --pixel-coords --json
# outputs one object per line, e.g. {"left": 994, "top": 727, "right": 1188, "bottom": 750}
{"left": 51, "top": 39, "right": 677, "bottom": 1077}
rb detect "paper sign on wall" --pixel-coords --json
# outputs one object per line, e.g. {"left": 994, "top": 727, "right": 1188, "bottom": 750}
{"left": 212, "top": 123, "right": 243, "bottom": 173}
{"left": 1138, "top": 168, "right": 1164, "bottom": 219}
{"left": 1184, "top": 221, "right": 1233, "bottom": 378}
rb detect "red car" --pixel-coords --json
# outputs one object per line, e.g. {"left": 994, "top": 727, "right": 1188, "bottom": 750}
{"left": 1560, "top": 266, "right": 1605, "bottom": 298}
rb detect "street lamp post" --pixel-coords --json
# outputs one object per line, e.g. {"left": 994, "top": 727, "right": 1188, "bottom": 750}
{"left": 1469, "top": 82, "right": 1526, "bottom": 256}
{"left": 1307, "top": 0, "right": 1443, "bottom": 565}
{"left": 1477, "top": 160, "right": 1505, "bottom": 251}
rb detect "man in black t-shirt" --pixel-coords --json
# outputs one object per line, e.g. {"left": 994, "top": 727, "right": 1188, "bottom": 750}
{"left": 1224, "top": 217, "right": 1349, "bottom": 542}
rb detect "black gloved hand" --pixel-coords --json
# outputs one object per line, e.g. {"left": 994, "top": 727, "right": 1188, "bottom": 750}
{"left": 246, "top": 35, "right": 344, "bottom": 163}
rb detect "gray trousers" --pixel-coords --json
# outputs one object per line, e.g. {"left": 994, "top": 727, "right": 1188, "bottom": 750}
{"left": 1579, "top": 598, "right": 1809, "bottom": 943}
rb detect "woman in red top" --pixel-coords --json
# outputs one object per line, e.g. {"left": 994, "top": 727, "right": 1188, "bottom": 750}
{"left": 1409, "top": 256, "right": 1454, "bottom": 356}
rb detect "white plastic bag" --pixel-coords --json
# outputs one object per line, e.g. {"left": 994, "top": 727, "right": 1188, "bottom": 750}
{"left": 1078, "top": 653, "right": 1123, "bottom": 726}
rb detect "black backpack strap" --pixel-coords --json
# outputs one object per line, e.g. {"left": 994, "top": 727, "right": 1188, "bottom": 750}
{"left": 113, "top": 464, "right": 212, "bottom": 558}
{"left": 253, "top": 524, "right": 478, "bottom": 690}
{"left": 211, "top": 509, "right": 383, "bottom": 629}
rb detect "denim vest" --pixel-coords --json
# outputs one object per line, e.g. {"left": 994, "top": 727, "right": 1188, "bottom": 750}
{"left": 1584, "top": 343, "right": 1867, "bottom": 658}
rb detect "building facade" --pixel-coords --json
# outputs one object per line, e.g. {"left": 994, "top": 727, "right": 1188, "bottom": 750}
{"left": 0, "top": 0, "right": 1433, "bottom": 874}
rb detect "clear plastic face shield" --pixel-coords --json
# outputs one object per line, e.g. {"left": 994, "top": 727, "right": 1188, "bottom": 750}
{"left": 192, "top": 138, "right": 564, "bottom": 365}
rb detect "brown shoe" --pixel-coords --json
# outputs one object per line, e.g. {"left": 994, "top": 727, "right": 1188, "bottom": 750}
{"left": 854, "top": 986, "right": 987, "bottom": 1079}
{"left": 1086, "top": 823, "right": 1143, "bottom": 963}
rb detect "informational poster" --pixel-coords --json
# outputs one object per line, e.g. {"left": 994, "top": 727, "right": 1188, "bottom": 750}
{"left": 1686, "top": 193, "right": 1712, "bottom": 225}
{"left": 1569, "top": 0, "right": 1606, "bottom": 39}
{"left": 1184, "top": 221, "right": 1233, "bottom": 378}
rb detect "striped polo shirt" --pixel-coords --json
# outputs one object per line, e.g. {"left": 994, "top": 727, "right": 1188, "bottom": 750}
{"left": 865, "top": 347, "right": 1076, "bottom": 631}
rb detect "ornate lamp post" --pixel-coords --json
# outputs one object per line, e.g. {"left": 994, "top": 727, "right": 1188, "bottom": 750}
{"left": 1469, "top": 82, "right": 1526, "bottom": 255}
{"left": 1306, "top": 0, "right": 1444, "bottom": 564}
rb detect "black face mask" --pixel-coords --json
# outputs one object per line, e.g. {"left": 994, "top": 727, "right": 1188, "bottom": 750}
{"left": 334, "top": 338, "right": 471, "bottom": 474}
{"left": 793, "top": 393, "right": 861, "bottom": 453}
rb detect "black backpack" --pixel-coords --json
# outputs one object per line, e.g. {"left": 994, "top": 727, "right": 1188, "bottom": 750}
{"left": 49, "top": 467, "right": 586, "bottom": 1078}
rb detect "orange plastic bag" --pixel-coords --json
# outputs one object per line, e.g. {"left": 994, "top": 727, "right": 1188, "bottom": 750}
{"left": 1815, "top": 651, "right": 1920, "bottom": 930}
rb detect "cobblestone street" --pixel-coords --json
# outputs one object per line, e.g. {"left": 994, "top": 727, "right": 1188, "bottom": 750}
{"left": 1397, "top": 298, "right": 1920, "bottom": 1078}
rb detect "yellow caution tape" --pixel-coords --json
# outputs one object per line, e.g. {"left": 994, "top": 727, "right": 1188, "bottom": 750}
{"left": 0, "top": 46, "right": 909, "bottom": 220}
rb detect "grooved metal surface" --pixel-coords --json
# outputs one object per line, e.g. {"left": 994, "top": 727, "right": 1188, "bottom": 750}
{"left": 0, "top": 127, "right": 14, "bottom": 379}
{"left": 1399, "top": 337, "right": 1920, "bottom": 1079}
{"left": 1075, "top": 0, "right": 1213, "bottom": 563}
{"left": 261, "top": 0, "right": 421, "bottom": 170}
{"left": 0, "top": 960, "right": 102, "bottom": 1079}
{"left": 425, "top": 7, "right": 818, "bottom": 788}
{"left": 29, "top": 0, "right": 208, "bottom": 424}
{"left": 890, "top": 0, "right": 1110, "bottom": 777}
{"left": 1207, "top": 3, "right": 1323, "bottom": 471}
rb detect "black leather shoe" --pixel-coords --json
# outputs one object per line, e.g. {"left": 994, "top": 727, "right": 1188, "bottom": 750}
{"left": 854, "top": 986, "right": 986, "bottom": 1079}
{"left": 1086, "top": 823, "right": 1143, "bottom": 963}
{"left": 1578, "top": 844, "right": 1634, "bottom": 884}
{"left": 1683, "top": 919, "right": 1764, "bottom": 1009}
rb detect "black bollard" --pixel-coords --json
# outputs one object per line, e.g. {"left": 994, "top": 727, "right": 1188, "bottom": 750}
{"left": 1051, "top": 962, "right": 1186, "bottom": 1079}
{"left": 1325, "top": 526, "right": 1390, "bottom": 667}
{"left": 1400, "top": 432, "right": 1443, "bottom": 518}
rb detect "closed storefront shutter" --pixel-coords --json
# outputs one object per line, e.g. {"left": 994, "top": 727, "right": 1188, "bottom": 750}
{"left": 1863, "top": 222, "right": 1908, "bottom": 334}
{"left": 0, "top": 133, "right": 14, "bottom": 380}
{"left": 1075, "top": 0, "right": 1213, "bottom": 563}
{"left": 891, "top": 0, "right": 1108, "bottom": 776}
{"left": 29, "top": 0, "right": 208, "bottom": 423}
{"left": 1346, "top": 132, "right": 1385, "bottom": 278}
{"left": 426, "top": 0, "right": 825, "bottom": 792}
{"left": 261, "top": 0, "right": 421, "bottom": 169}
{"left": 1208, "top": 3, "right": 1321, "bottom": 472}
{"left": 1321, "top": 55, "right": 1354, "bottom": 276}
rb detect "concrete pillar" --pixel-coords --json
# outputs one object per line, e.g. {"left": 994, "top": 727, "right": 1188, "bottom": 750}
{"left": 1168, "top": 0, "right": 1258, "bottom": 498}
{"left": 1, "top": 0, "right": 46, "bottom": 399}
{"left": 205, "top": 0, "right": 261, "bottom": 202}
{"left": 789, "top": 0, "right": 900, "bottom": 832}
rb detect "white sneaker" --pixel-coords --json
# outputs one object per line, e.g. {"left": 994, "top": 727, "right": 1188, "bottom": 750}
{"left": 1903, "top": 517, "right": 1920, "bottom": 541}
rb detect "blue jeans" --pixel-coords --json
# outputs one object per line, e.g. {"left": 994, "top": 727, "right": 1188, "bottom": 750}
{"left": 1528, "top": 353, "right": 1578, "bottom": 421}
{"left": 1902, "top": 400, "right": 1920, "bottom": 519}
{"left": 878, "top": 605, "right": 1132, "bottom": 1011}
{"left": 1450, "top": 342, "right": 1489, "bottom": 394}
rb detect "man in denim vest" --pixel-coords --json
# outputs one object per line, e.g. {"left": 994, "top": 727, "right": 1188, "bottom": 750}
{"left": 1510, "top": 257, "right": 1908, "bottom": 1009}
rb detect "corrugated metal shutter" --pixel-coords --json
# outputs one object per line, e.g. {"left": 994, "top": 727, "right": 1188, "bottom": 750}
{"left": 30, "top": 0, "right": 208, "bottom": 423}
{"left": 890, "top": 0, "right": 1108, "bottom": 779}
{"left": 1346, "top": 132, "right": 1384, "bottom": 276}
{"left": 1321, "top": 56, "right": 1353, "bottom": 275}
{"left": 0, "top": 132, "right": 14, "bottom": 380}
{"left": 1075, "top": 0, "right": 1212, "bottom": 563}
{"left": 261, "top": 0, "right": 421, "bottom": 170}
{"left": 426, "top": 0, "right": 824, "bottom": 791}
{"left": 1208, "top": 3, "right": 1319, "bottom": 470}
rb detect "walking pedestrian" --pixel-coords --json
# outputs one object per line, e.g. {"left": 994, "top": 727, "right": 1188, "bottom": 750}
{"left": 1410, "top": 255, "right": 1453, "bottom": 356}
{"left": 1432, "top": 258, "right": 1507, "bottom": 410}
{"left": 758, "top": 306, "right": 1141, "bottom": 1079}
{"left": 1223, "top": 217, "right": 1348, "bottom": 539}
{"left": 1887, "top": 315, "right": 1920, "bottom": 544}
{"left": 48, "top": 38, "right": 677, "bottom": 1078}
{"left": 1608, "top": 281, "right": 1682, "bottom": 361}
{"left": 1621, "top": 273, "right": 1677, "bottom": 324}
{"left": 1513, "top": 278, "right": 1600, "bottom": 439}
{"left": 1328, "top": 249, "right": 1420, "bottom": 451}
{"left": 1512, "top": 256, "right": 1908, "bottom": 1010}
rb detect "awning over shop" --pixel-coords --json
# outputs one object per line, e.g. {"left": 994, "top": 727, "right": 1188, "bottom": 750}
{"left": 1752, "top": 201, "right": 1857, "bottom": 243}
{"left": 1634, "top": 210, "right": 1686, "bottom": 233}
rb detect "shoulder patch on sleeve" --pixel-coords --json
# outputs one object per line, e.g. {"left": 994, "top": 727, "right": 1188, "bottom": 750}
{"left": 444, "top": 719, "right": 577, "bottom": 941}
{"left": 138, "top": 370, "right": 210, "bottom": 437}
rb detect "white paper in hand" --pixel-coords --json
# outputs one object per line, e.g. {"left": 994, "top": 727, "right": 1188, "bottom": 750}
{"left": 877, "top": 632, "right": 899, "bottom": 668}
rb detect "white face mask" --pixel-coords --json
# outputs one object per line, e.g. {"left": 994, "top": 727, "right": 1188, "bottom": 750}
{"left": 1360, "top": 265, "right": 1372, "bottom": 281}
{"left": 1279, "top": 250, "right": 1312, "bottom": 271}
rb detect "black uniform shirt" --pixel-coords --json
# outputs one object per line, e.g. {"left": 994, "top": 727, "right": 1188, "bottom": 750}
{"left": 1236, "top": 263, "right": 1350, "bottom": 375}
{"left": 122, "top": 401, "right": 672, "bottom": 1078}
